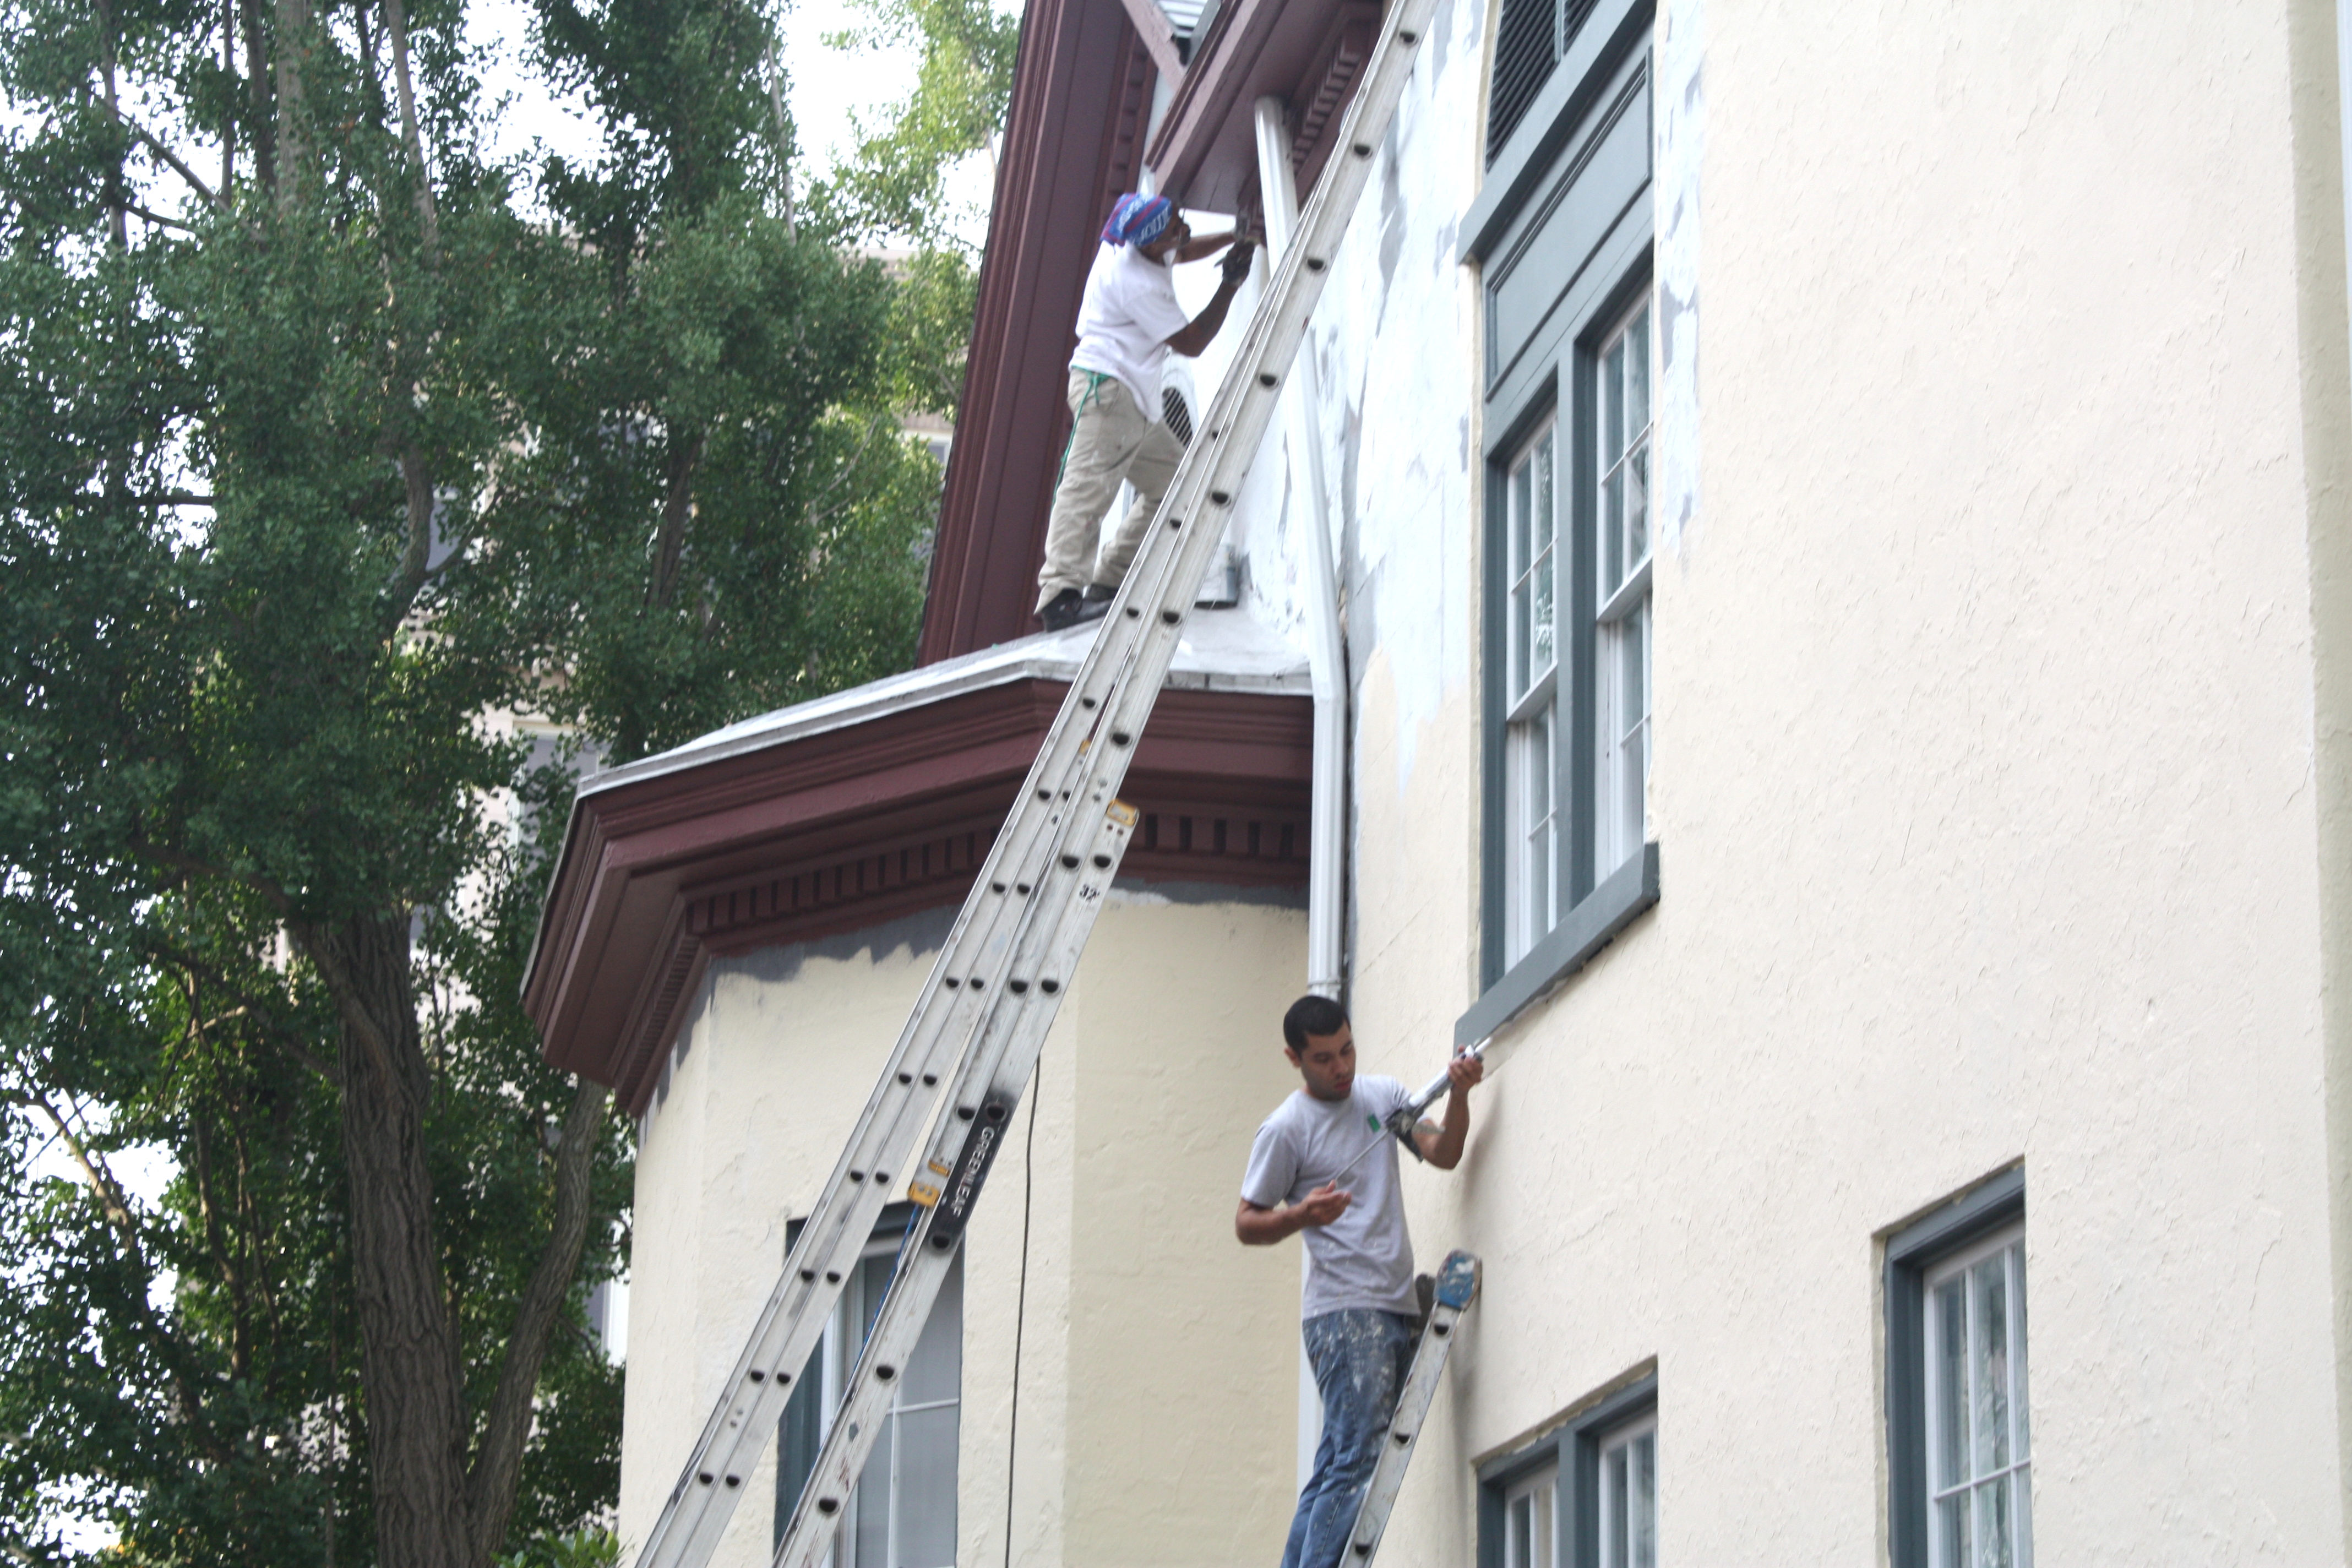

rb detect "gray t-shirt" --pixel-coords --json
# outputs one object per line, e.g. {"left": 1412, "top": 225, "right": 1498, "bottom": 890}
{"left": 1241, "top": 1075, "right": 1419, "bottom": 1320}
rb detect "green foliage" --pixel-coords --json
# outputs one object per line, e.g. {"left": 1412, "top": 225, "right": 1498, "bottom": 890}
{"left": 817, "top": 0, "right": 1019, "bottom": 247}
{"left": 0, "top": 0, "right": 961, "bottom": 1560}
{"left": 497, "top": 1525, "right": 623, "bottom": 1568}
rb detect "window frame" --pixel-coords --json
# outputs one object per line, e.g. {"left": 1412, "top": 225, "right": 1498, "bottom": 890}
{"left": 1468, "top": 264, "right": 1662, "bottom": 1046}
{"left": 1478, "top": 1373, "right": 1659, "bottom": 1568}
{"left": 1463, "top": 8, "right": 1660, "bottom": 1049}
{"left": 1883, "top": 1168, "right": 2030, "bottom": 1568}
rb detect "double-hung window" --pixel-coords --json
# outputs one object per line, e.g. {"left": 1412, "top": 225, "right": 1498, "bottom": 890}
{"left": 1886, "top": 1170, "right": 2033, "bottom": 1568}
{"left": 1923, "top": 1230, "right": 2032, "bottom": 1567}
{"left": 1462, "top": 0, "right": 1659, "bottom": 1041}
{"left": 1478, "top": 1375, "right": 1658, "bottom": 1568}
{"left": 777, "top": 1209, "right": 962, "bottom": 1567}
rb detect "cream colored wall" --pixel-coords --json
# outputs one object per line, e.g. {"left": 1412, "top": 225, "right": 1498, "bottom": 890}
{"left": 616, "top": 891, "right": 1307, "bottom": 1568}
{"left": 1254, "top": 0, "right": 2352, "bottom": 1564}
{"left": 1058, "top": 890, "right": 1309, "bottom": 1566}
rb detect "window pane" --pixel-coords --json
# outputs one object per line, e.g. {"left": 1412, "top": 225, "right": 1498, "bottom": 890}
{"left": 1627, "top": 443, "right": 1648, "bottom": 569}
{"left": 1936, "top": 1491, "right": 1970, "bottom": 1568}
{"left": 1935, "top": 1277, "right": 1967, "bottom": 1491}
{"left": 1627, "top": 307, "right": 1650, "bottom": 435}
{"left": 1602, "top": 1444, "right": 1627, "bottom": 1568}
{"left": 2010, "top": 1242, "right": 2030, "bottom": 1462}
{"left": 1511, "top": 576, "right": 1531, "bottom": 700}
{"left": 1512, "top": 453, "right": 1533, "bottom": 576}
{"left": 902, "top": 1255, "right": 962, "bottom": 1405}
{"left": 1976, "top": 1476, "right": 2017, "bottom": 1568}
{"left": 853, "top": 1415, "right": 893, "bottom": 1568}
{"left": 1528, "top": 713, "right": 1551, "bottom": 939}
{"left": 1534, "top": 428, "right": 1556, "bottom": 553}
{"left": 858, "top": 1251, "right": 894, "bottom": 1343}
{"left": 1629, "top": 1431, "right": 1656, "bottom": 1568}
{"left": 1508, "top": 1493, "right": 1532, "bottom": 1568}
{"left": 894, "top": 1407, "right": 959, "bottom": 1567}
{"left": 1602, "top": 468, "right": 1623, "bottom": 594}
{"left": 1604, "top": 340, "right": 1625, "bottom": 461}
{"left": 1533, "top": 547, "right": 1554, "bottom": 677}
{"left": 1974, "top": 1253, "right": 2011, "bottom": 1474}
{"left": 1621, "top": 602, "right": 1647, "bottom": 743}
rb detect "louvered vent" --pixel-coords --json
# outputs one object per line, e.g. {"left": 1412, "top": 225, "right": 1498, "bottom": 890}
{"left": 1162, "top": 386, "right": 1196, "bottom": 446}
{"left": 1486, "top": 0, "right": 1599, "bottom": 165}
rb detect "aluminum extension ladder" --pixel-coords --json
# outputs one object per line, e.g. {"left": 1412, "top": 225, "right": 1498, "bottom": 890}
{"left": 630, "top": 0, "right": 1444, "bottom": 1558}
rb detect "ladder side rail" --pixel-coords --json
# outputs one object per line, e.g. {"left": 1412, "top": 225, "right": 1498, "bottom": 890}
{"left": 843, "top": 1, "right": 1446, "bottom": 1555}
{"left": 770, "top": 807, "right": 1140, "bottom": 1568}
{"left": 639, "top": 516, "right": 1197, "bottom": 1567}
{"left": 1342, "top": 1251, "right": 1483, "bottom": 1566}
{"left": 631, "top": 804, "right": 1064, "bottom": 1568}
{"left": 635, "top": 711, "right": 1145, "bottom": 1560}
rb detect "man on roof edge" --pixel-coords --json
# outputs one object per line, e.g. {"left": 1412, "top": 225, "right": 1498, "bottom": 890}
{"left": 1035, "top": 192, "right": 1255, "bottom": 633}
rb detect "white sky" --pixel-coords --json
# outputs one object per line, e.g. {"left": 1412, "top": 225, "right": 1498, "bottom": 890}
{"left": 466, "top": 0, "right": 1000, "bottom": 243}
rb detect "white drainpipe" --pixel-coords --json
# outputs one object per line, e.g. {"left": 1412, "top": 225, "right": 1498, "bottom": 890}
{"left": 1253, "top": 96, "right": 1348, "bottom": 1001}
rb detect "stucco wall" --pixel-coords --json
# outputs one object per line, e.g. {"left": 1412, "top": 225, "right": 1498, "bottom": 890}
{"left": 1231, "top": 0, "right": 2352, "bottom": 1563}
{"left": 617, "top": 891, "right": 1308, "bottom": 1568}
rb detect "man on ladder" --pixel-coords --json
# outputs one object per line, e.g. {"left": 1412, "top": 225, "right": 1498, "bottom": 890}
{"left": 1238, "top": 995, "right": 1484, "bottom": 1568}
{"left": 1036, "top": 193, "right": 1255, "bottom": 631}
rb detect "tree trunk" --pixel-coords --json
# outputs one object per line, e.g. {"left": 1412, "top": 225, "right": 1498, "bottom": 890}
{"left": 466, "top": 1076, "right": 611, "bottom": 1559}
{"left": 302, "top": 911, "right": 475, "bottom": 1568}
{"left": 239, "top": 0, "right": 275, "bottom": 195}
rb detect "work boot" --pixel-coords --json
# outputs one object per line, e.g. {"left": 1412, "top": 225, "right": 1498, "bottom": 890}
{"left": 1039, "top": 589, "right": 1086, "bottom": 631}
{"left": 1082, "top": 583, "right": 1115, "bottom": 609}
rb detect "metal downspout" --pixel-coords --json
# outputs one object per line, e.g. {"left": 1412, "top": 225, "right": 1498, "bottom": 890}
{"left": 1254, "top": 95, "right": 1349, "bottom": 1001}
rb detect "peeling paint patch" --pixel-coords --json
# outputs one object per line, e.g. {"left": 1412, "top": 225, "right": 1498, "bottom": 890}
{"left": 1657, "top": 0, "right": 1703, "bottom": 555}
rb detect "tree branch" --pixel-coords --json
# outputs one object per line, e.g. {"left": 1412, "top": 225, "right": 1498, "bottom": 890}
{"left": 289, "top": 925, "right": 402, "bottom": 1089}
{"left": 22, "top": 1093, "right": 233, "bottom": 1462}
{"left": 126, "top": 834, "right": 293, "bottom": 916}
{"left": 140, "top": 930, "right": 337, "bottom": 1081}
{"left": 379, "top": 0, "right": 440, "bottom": 259}
{"left": 385, "top": 446, "right": 437, "bottom": 606}
{"left": 122, "top": 113, "right": 226, "bottom": 211}
{"left": 647, "top": 430, "right": 706, "bottom": 609}
{"left": 465, "top": 1076, "right": 611, "bottom": 1558}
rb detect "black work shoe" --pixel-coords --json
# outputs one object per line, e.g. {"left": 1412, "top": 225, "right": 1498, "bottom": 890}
{"left": 1082, "top": 583, "right": 1114, "bottom": 606}
{"left": 1039, "top": 589, "right": 1086, "bottom": 631}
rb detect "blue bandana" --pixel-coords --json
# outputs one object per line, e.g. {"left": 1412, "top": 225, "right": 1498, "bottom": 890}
{"left": 1101, "top": 193, "right": 1174, "bottom": 248}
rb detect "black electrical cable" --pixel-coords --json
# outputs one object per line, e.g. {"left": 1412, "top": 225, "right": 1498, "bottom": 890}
{"left": 1003, "top": 1058, "right": 1040, "bottom": 1568}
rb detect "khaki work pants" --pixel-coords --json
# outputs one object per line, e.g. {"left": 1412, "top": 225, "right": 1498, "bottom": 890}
{"left": 1035, "top": 369, "right": 1185, "bottom": 611}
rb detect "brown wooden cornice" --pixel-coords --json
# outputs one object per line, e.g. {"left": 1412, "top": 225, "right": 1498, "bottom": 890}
{"left": 1144, "top": 0, "right": 1380, "bottom": 215}
{"left": 526, "top": 677, "right": 1309, "bottom": 1113}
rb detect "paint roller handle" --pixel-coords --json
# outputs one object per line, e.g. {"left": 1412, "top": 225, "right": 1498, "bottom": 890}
{"left": 1382, "top": 1037, "right": 1494, "bottom": 1155}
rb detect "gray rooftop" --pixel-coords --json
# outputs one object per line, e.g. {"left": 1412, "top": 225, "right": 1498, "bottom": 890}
{"left": 581, "top": 607, "right": 1311, "bottom": 797}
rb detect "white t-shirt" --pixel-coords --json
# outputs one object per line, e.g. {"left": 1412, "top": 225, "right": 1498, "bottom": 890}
{"left": 1241, "top": 1075, "right": 1420, "bottom": 1321}
{"left": 1068, "top": 242, "right": 1192, "bottom": 409}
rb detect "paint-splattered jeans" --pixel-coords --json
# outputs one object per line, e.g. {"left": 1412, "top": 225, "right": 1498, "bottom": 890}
{"left": 1282, "top": 1309, "right": 1417, "bottom": 1568}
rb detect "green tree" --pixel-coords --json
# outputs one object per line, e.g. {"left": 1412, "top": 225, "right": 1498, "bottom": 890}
{"left": 0, "top": 0, "right": 948, "bottom": 1562}
{"left": 817, "top": 0, "right": 1020, "bottom": 246}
